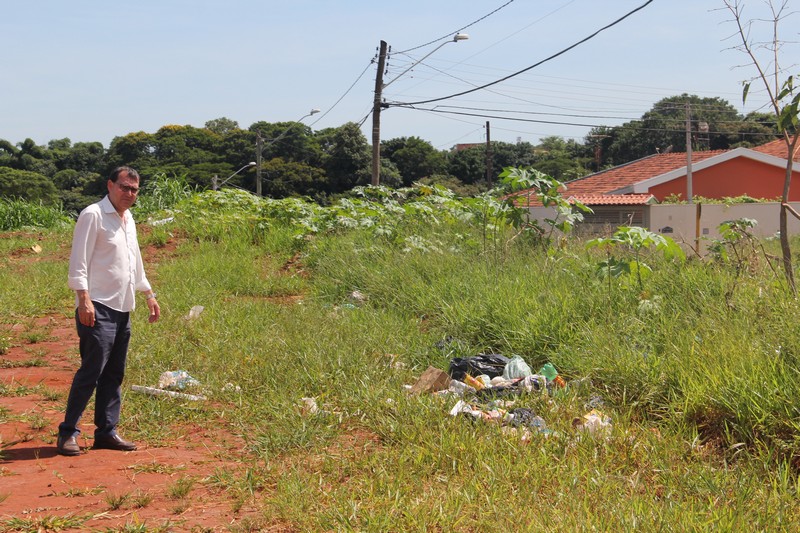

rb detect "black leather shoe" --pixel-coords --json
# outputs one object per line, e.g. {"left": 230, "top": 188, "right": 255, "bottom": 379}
{"left": 92, "top": 434, "right": 137, "bottom": 451}
{"left": 57, "top": 435, "right": 81, "bottom": 456}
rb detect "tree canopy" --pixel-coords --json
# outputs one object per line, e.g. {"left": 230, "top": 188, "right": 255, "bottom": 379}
{"left": 0, "top": 92, "right": 782, "bottom": 212}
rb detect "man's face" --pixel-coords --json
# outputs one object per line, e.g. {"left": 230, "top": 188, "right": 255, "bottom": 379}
{"left": 107, "top": 172, "right": 140, "bottom": 213}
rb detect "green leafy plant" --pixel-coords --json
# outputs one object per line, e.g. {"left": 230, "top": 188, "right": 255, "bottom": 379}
{"left": 587, "top": 225, "right": 685, "bottom": 293}
{"left": 709, "top": 218, "right": 779, "bottom": 306}
{"left": 499, "top": 166, "right": 592, "bottom": 251}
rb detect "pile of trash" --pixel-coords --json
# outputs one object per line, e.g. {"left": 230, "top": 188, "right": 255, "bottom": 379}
{"left": 408, "top": 353, "right": 612, "bottom": 440}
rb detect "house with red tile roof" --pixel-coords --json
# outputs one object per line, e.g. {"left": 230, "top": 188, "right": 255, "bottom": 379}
{"left": 516, "top": 139, "right": 800, "bottom": 229}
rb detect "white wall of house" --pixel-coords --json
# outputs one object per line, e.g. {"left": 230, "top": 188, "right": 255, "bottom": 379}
{"left": 529, "top": 202, "right": 800, "bottom": 253}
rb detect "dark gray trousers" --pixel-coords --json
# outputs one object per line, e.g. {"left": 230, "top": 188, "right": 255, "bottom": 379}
{"left": 58, "top": 302, "right": 131, "bottom": 438}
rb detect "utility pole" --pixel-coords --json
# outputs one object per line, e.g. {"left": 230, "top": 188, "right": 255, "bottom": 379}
{"left": 685, "top": 102, "right": 693, "bottom": 203}
{"left": 255, "top": 133, "right": 264, "bottom": 196}
{"left": 485, "top": 121, "right": 493, "bottom": 184}
{"left": 371, "top": 40, "right": 388, "bottom": 186}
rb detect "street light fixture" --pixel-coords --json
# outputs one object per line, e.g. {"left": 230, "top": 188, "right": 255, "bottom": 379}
{"left": 213, "top": 162, "right": 257, "bottom": 190}
{"left": 383, "top": 33, "right": 469, "bottom": 90}
{"left": 255, "top": 108, "right": 320, "bottom": 196}
{"left": 372, "top": 34, "right": 469, "bottom": 186}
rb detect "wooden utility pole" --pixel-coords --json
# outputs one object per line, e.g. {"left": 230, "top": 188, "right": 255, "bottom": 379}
{"left": 371, "top": 40, "right": 388, "bottom": 186}
{"left": 685, "top": 102, "right": 693, "bottom": 203}
{"left": 256, "top": 133, "right": 263, "bottom": 196}
{"left": 485, "top": 121, "right": 493, "bottom": 184}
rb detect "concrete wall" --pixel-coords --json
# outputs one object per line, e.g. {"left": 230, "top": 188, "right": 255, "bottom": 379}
{"left": 529, "top": 202, "right": 800, "bottom": 253}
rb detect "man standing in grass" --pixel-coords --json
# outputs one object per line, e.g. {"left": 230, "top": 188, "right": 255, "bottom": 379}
{"left": 57, "top": 166, "right": 160, "bottom": 456}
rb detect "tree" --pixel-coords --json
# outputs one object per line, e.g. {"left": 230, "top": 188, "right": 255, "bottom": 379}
{"left": 0, "top": 167, "right": 59, "bottom": 204}
{"left": 447, "top": 145, "right": 486, "bottom": 184}
{"left": 205, "top": 117, "right": 240, "bottom": 136}
{"left": 261, "top": 158, "right": 328, "bottom": 199}
{"left": 106, "top": 131, "right": 157, "bottom": 173}
{"left": 531, "top": 136, "right": 592, "bottom": 181}
{"left": 152, "top": 125, "right": 221, "bottom": 167}
{"left": 316, "top": 122, "right": 371, "bottom": 193}
{"left": 381, "top": 136, "right": 446, "bottom": 186}
{"left": 724, "top": 0, "right": 800, "bottom": 294}
{"left": 447, "top": 140, "right": 541, "bottom": 184}
{"left": 589, "top": 94, "right": 777, "bottom": 166}
{"left": 60, "top": 142, "right": 107, "bottom": 174}
{"left": 250, "top": 121, "right": 321, "bottom": 165}
{"left": 0, "top": 139, "right": 18, "bottom": 168}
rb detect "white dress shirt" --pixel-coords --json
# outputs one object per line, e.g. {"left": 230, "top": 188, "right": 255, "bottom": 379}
{"left": 68, "top": 196, "right": 152, "bottom": 312}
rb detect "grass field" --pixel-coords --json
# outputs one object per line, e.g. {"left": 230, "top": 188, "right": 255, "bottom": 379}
{"left": 2, "top": 187, "right": 800, "bottom": 531}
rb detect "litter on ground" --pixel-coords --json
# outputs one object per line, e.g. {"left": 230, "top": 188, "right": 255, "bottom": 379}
{"left": 409, "top": 352, "right": 612, "bottom": 441}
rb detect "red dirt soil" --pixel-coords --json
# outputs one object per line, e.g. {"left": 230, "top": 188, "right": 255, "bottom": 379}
{"left": 0, "top": 315, "right": 269, "bottom": 532}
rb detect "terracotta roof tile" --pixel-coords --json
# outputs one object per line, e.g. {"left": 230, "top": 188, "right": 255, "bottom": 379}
{"left": 568, "top": 193, "right": 655, "bottom": 206}
{"left": 513, "top": 139, "right": 797, "bottom": 206}
{"left": 751, "top": 138, "right": 800, "bottom": 161}
{"left": 561, "top": 151, "right": 724, "bottom": 196}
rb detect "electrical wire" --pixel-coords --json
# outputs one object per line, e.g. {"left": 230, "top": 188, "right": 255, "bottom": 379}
{"left": 309, "top": 60, "right": 374, "bottom": 127}
{"left": 389, "top": 1, "right": 655, "bottom": 107}
{"left": 397, "top": 105, "right": 778, "bottom": 137}
{"left": 394, "top": 0, "right": 517, "bottom": 54}
{"left": 433, "top": 105, "right": 639, "bottom": 121}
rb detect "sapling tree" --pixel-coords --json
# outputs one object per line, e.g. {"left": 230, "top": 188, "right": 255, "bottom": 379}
{"left": 499, "top": 166, "right": 592, "bottom": 252}
{"left": 586, "top": 226, "right": 685, "bottom": 294}
{"left": 723, "top": 0, "right": 800, "bottom": 294}
{"left": 709, "top": 218, "right": 780, "bottom": 306}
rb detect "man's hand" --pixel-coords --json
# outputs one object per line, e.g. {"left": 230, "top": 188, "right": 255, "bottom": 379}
{"left": 147, "top": 297, "right": 161, "bottom": 323}
{"left": 76, "top": 291, "right": 95, "bottom": 327}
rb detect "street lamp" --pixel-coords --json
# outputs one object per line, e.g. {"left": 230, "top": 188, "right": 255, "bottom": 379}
{"left": 372, "top": 34, "right": 469, "bottom": 186}
{"left": 212, "top": 162, "right": 257, "bottom": 190}
{"left": 256, "top": 108, "right": 320, "bottom": 196}
{"left": 383, "top": 33, "right": 469, "bottom": 90}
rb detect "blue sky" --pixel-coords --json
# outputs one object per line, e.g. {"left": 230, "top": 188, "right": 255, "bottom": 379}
{"left": 1, "top": 1, "right": 794, "bottom": 150}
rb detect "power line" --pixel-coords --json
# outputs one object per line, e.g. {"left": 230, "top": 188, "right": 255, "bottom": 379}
{"left": 396, "top": 106, "right": 777, "bottom": 137}
{"left": 309, "top": 60, "right": 374, "bottom": 127}
{"left": 388, "top": 0, "right": 655, "bottom": 107}
{"left": 394, "top": 0, "right": 516, "bottom": 54}
{"left": 433, "top": 104, "right": 639, "bottom": 121}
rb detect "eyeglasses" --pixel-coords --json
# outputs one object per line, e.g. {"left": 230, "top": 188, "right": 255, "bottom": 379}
{"left": 117, "top": 183, "right": 140, "bottom": 195}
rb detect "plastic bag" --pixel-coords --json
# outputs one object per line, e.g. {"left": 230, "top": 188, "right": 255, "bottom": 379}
{"left": 158, "top": 370, "right": 200, "bottom": 390}
{"left": 502, "top": 355, "right": 533, "bottom": 380}
{"left": 448, "top": 353, "right": 510, "bottom": 381}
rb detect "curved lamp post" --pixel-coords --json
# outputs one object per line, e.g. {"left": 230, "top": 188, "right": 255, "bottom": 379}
{"left": 213, "top": 162, "right": 257, "bottom": 190}
{"left": 372, "top": 34, "right": 469, "bottom": 185}
{"left": 384, "top": 33, "right": 469, "bottom": 90}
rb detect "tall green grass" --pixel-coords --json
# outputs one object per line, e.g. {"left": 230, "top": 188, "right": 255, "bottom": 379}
{"left": 5, "top": 186, "right": 800, "bottom": 530}
{"left": 0, "top": 198, "right": 72, "bottom": 230}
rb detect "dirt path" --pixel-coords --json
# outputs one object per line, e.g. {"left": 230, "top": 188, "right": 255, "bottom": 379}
{"left": 0, "top": 314, "right": 267, "bottom": 532}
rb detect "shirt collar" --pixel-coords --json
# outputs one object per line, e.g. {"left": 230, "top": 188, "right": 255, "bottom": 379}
{"left": 99, "top": 195, "right": 127, "bottom": 218}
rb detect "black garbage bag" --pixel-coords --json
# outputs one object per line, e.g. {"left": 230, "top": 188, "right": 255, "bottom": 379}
{"left": 448, "top": 353, "right": 510, "bottom": 381}
{"left": 475, "top": 384, "right": 520, "bottom": 400}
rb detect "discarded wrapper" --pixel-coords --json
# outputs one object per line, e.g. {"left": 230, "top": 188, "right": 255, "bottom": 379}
{"left": 185, "top": 306, "right": 205, "bottom": 320}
